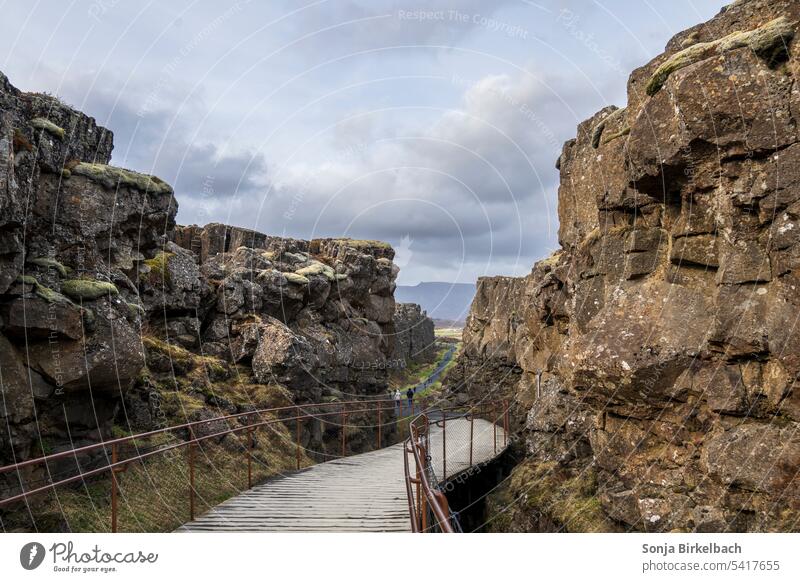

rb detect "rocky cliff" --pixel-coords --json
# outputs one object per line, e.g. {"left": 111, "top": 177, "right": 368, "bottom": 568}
{"left": 0, "top": 70, "right": 433, "bottom": 501}
{"left": 392, "top": 303, "right": 436, "bottom": 363}
{"left": 453, "top": 0, "right": 800, "bottom": 532}
{"left": 0, "top": 69, "right": 173, "bottom": 479}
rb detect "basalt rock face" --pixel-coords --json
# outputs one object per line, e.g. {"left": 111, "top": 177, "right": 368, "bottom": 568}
{"left": 457, "top": 0, "right": 800, "bottom": 532}
{"left": 0, "top": 72, "right": 175, "bottom": 485}
{"left": 392, "top": 303, "right": 436, "bottom": 363}
{"left": 443, "top": 276, "right": 526, "bottom": 409}
{"left": 0, "top": 71, "right": 403, "bottom": 499}
{"left": 170, "top": 224, "right": 401, "bottom": 402}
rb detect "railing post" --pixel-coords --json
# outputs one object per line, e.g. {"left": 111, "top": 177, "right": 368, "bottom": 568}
{"left": 188, "top": 426, "right": 196, "bottom": 522}
{"left": 504, "top": 399, "right": 509, "bottom": 447}
{"left": 111, "top": 443, "right": 118, "bottom": 533}
{"left": 493, "top": 402, "right": 498, "bottom": 454}
{"left": 247, "top": 427, "right": 253, "bottom": 489}
{"left": 296, "top": 416, "right": 302, "bottom": 470}
{"left": 415, "top": 438, "right": 423, "bottom": 530}
{"left": 341, "top": 405, "right": 347, "bottom": 457}
{"left": 469, "top": 412, "right": 474, "bottom": 468}
{"left": 442, "top": 412, "right": 447, "bottom": 481}
{"left": 376, "top": 402, "right": 382, "bottom": 449}
{"left": 417, "top": 446, "right": 428, "bottom": 533}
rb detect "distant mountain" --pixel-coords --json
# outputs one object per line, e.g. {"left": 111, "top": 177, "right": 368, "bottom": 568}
{"left": 395, "top": 282, "right": 476, "bottom": 324}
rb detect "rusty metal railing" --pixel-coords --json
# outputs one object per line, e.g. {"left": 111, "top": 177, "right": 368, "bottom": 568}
{"left": 403, "top": 400, "right": 510, "bottom": 533}
{"left": 0, "top": 398, "right": 406, "bottom": 532}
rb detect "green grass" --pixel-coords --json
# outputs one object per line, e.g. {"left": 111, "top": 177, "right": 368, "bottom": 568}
{"left": 434, "top": 327, "right": 462, "bottom": 340}
{"left": 10, "top": 425, "right": 304, "bottom": 532}
{"left": 391, "top": 343, "right": 461, "bottom": 402}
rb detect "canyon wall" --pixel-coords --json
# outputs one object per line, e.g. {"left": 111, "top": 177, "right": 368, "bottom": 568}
{"left": 0, "top": 72, "right": 434, "bottom": 504}
{"left": 392, "top": 302, "right": 436, "bottom": 363}
{"left": 453, "top": 0, "right": 800, "bottom": 532}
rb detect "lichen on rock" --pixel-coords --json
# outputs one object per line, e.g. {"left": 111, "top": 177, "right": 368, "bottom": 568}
{"left": 27, "top": 257, "right": 68, "bottom": 277}
{"left": 30, "top": 117, "right": 65, "bottom": 139}
{"left": 71, "top": 162, "right": 173, "bottom": 194}
{"left": 61, "top": 279, "right": 119, "bottom": 300}
{"left": 284, "top": 272, "right": 310, "bottom": 285}
{"left": 645, "top": 16, "right": 795, "bottom": 96}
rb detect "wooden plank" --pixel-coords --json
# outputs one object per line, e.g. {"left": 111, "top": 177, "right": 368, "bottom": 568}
{"left": 178, "top": 417, "right": 505, "bottom": 533}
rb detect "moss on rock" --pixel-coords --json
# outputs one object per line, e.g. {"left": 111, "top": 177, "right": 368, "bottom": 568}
{"left": 27, "top": 257, "right": 69, "bottom": 277}
{"left": 61, "top": 279, "right": 119, "bottom": 300}
{"left": 143, "top": 251, "right": 174, "bottom": 284}
{"left": 601, "top": 126, "right": 631, "bottom": 145}
{"left": 35, "top": 284, "right": 72, "bottom": 305}
{"left": 30, "top": 117, "right": 65, "bottom": 140}
{"left": 284, "top": 272, "right": 309, "bottom": 285}
{"left": 71, "top": 162, "right": 173, "bottom": 194}
{"left": 14, "top": 274, "right": 73, "bottom": 304}
{"left": 296, "top": 262, "right": 335, "bottom": 281}
{"left": 333, "top": 238, "right": 392, "bottom": 250}
{"left": 646, "top": 16, "right": 795, "bottom": 96}
{"left": 127, "top": 302, "right": 146, "bottom": 318}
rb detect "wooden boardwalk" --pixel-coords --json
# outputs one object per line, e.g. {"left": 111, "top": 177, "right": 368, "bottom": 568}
{"left": 177, "top": 417, "right": 505, "bottom": 532}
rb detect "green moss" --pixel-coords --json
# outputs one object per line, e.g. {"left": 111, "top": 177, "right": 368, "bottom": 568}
{"left": 500, "top": 460, "right": 615, "bottom": 532}
{"left": 284, "top": 272, "right": 309, "bottom": 285}
{"left": 35, "top": 284, "right": 72, "bottom": 305}
{"left": 71, "top": 162, "right": 173, "bottom": 195}
{"left": 143, "top": 251, "right": 174, "bottom": 284}
{"left": 590, "top": 107, "right": 626, "bottom": 149}
{"left": 27, "top": 257, "right": 69, "bottom": 277}
{"left": 600, "top": 126, "right": 630, "bottom": 145}
{"left": 82, "top": 308, "right": 96, "bottom": 329}
{"left": 335, "top": 273, "right": 348, "bottom": 281}
{"left": 296, "top": 262, "right": 335, "bottom": 281}
{"left": 333, "top": 238, "right": 392, "bottom": 250}
{"left": 127, "top": 302, "right": 146, "bottom": 317}
{"left": 646, "top": 16, "right": 795, "bottom": 96}
{"left": 142, "top": 336, "right": 195, "bottom": 368}
{"left": 61, "top": 279, "right": 119, "bottom": 300}
{"left": 30, "top": 117, "right": 65, "bottom": 140}
{"left": 15, "top": 274, "right": 73, "bottom": 304}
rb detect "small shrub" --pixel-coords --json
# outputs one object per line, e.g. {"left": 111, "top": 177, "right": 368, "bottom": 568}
{"left": 12, "top": 129, "right": 33, "bottom": 152}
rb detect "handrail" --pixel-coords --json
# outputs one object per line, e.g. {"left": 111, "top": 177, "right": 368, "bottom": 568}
{"left": 0, "top": 397, "right": 401, "bottom": 531}
{"left": 403, "top": 400, "right": 510, "bottom": 533}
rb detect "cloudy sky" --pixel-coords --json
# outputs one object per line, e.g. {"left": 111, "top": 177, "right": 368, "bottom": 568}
{"left": 1, "top": 0, "right": 728, "bottom": 284}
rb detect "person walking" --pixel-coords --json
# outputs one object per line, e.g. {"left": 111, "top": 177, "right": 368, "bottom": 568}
{"left": 393, "top": 389, "right": 402, "bottom": 415}
{"left": 406, "top": 387, "right": 414, "bottom": 417}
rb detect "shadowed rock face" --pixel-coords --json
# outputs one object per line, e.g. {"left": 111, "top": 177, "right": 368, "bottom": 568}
{"left": 392, "top": 303, "right": 435, "bottom": 363}
{"left": 452, "top": 0, "right": 800, "bottom": 532}
{"left": 0, "top": 71, "right": 171, "bottom": 480}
